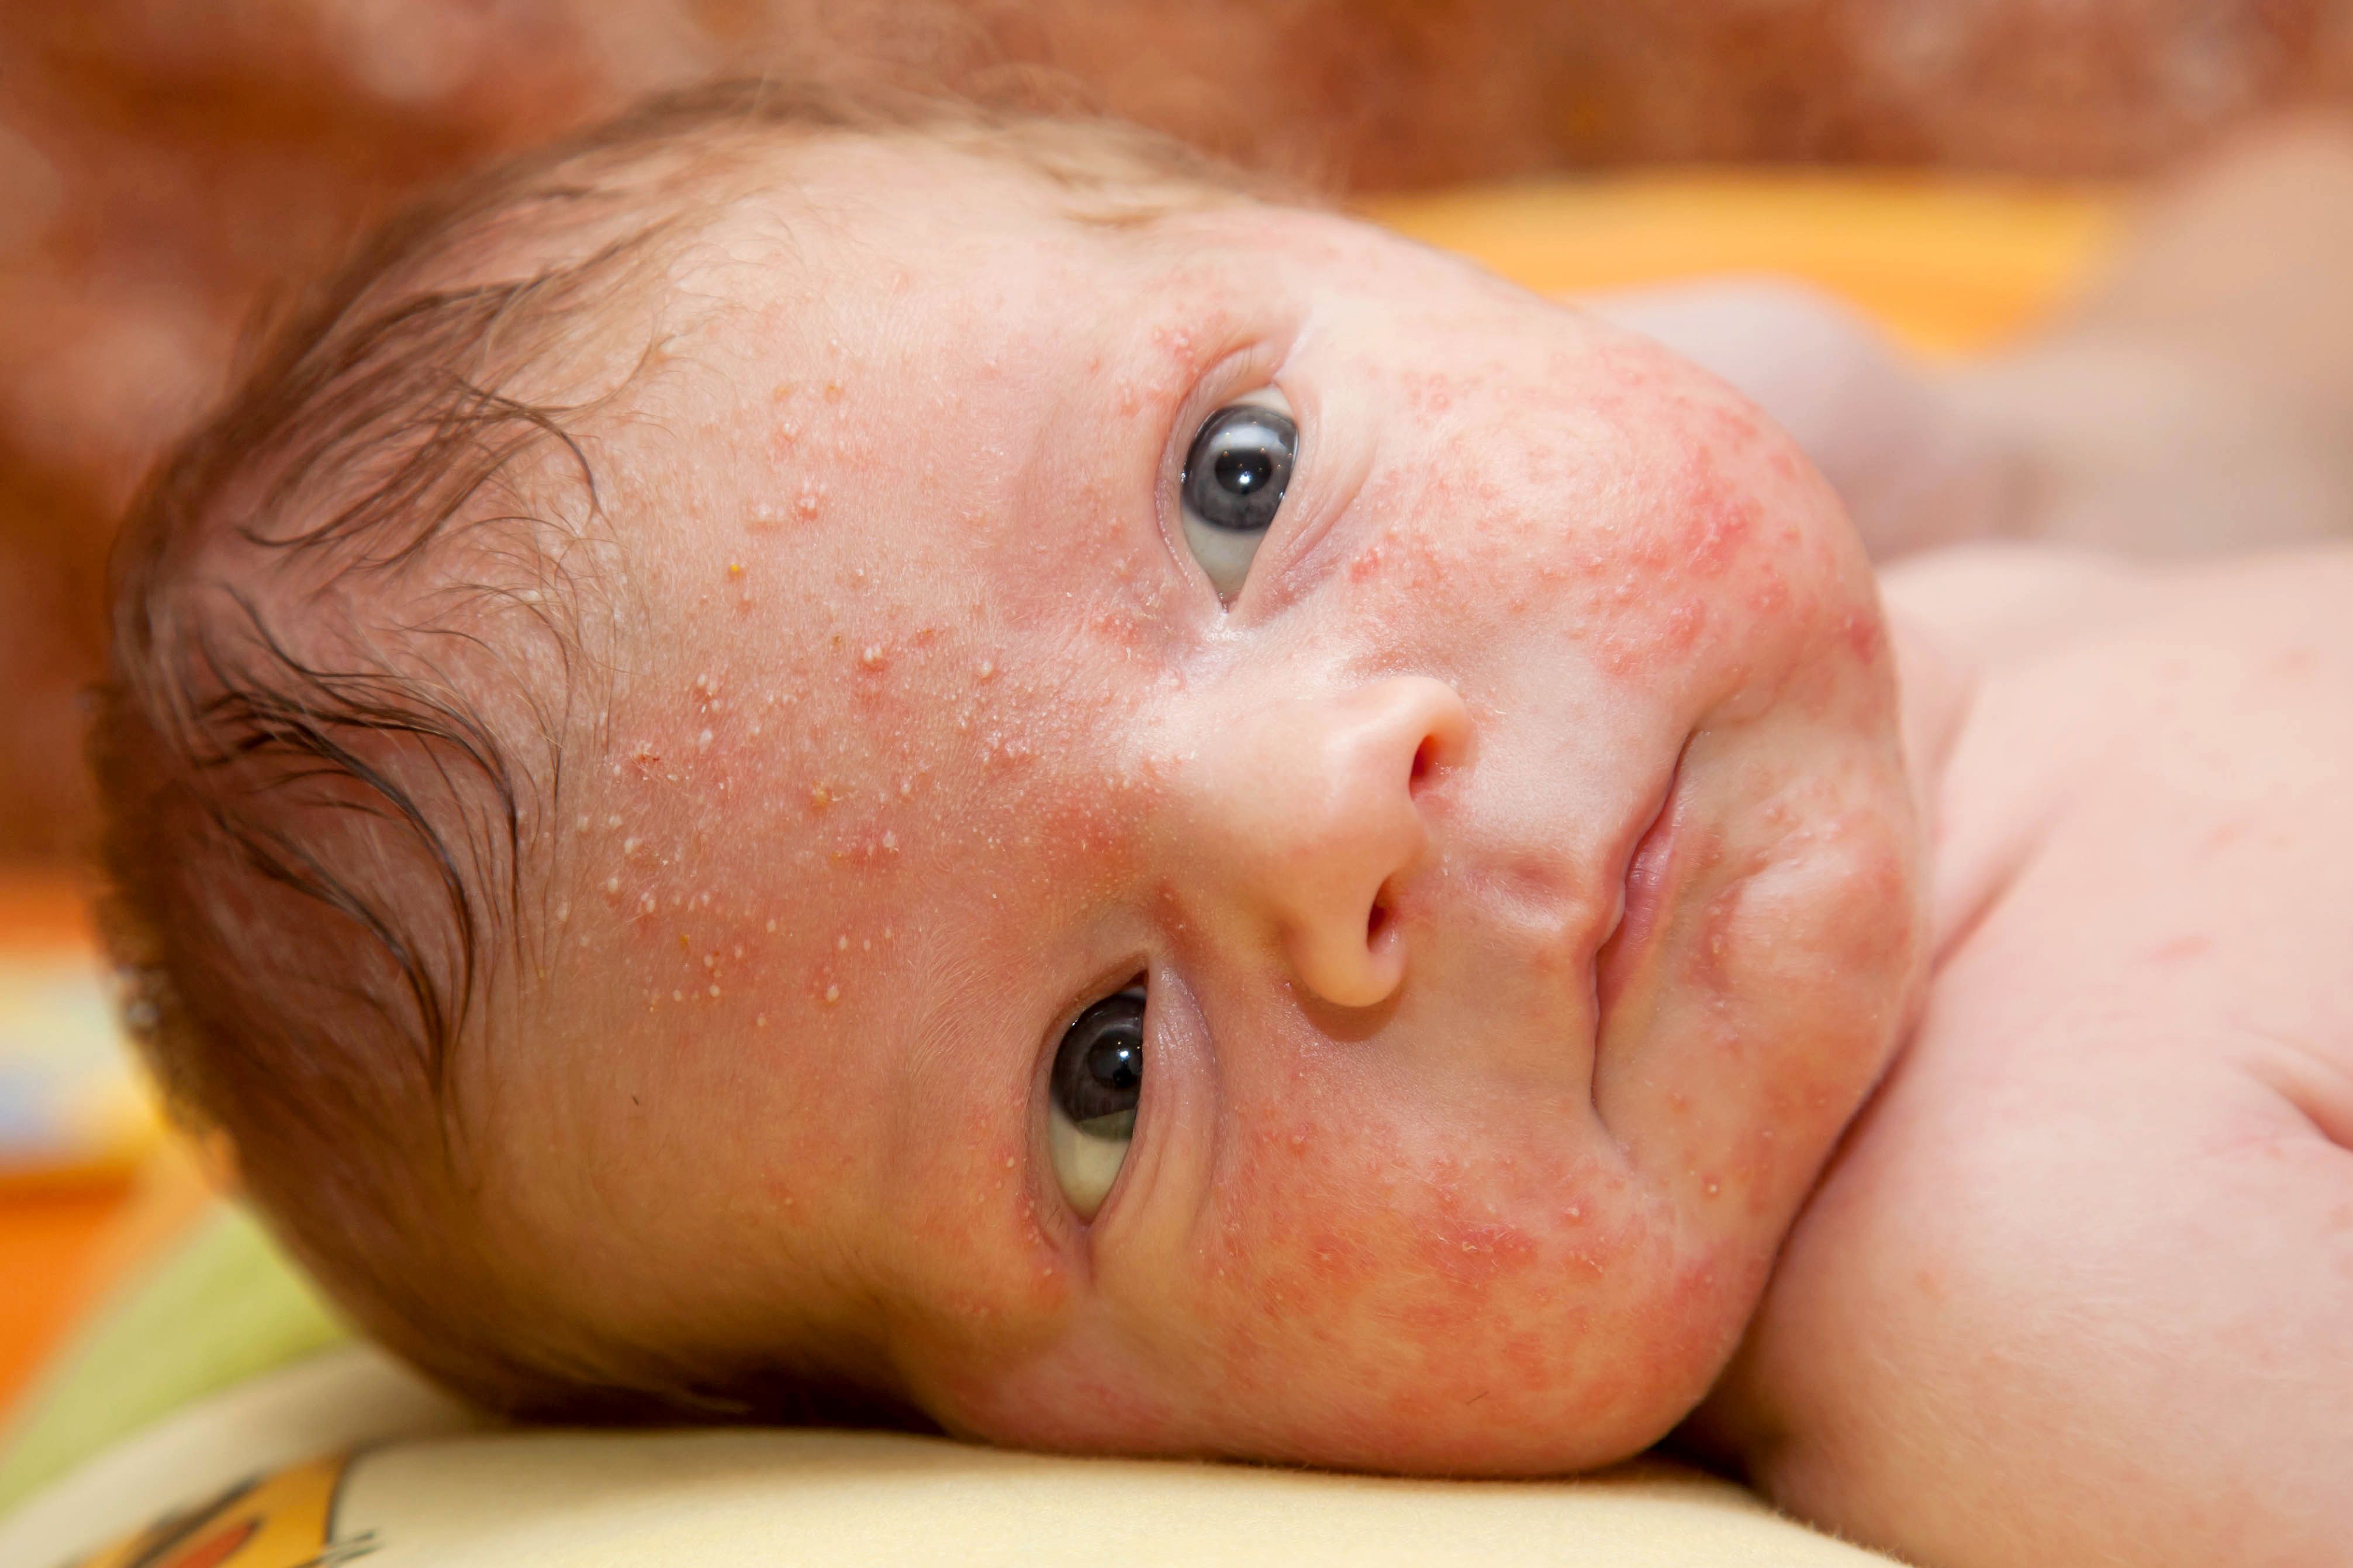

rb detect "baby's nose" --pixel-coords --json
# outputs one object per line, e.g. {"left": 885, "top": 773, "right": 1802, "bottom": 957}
{"left": 1183, "top": 676, "right": 1469, "bottom": 1009}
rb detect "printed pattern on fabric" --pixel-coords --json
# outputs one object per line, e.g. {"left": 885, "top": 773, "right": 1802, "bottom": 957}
{"left": 67, "top": 1453, "right": 369, "bottom": 1568}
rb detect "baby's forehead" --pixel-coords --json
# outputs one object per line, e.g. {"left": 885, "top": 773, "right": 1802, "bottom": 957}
{"left": 558, "top": 614, "right": 1128, "bottom": 1111}
{"left": 582, "top": 418, "right": 1148, "bottom": 1050}
{"left": 609, "top": 160, "right": 1280, "bottom": 629}
{"left": 668, "top": 138, "right": 1308, "bottom": 384}
{"left": 685, "top": 139, "right": 1217, "bottom": 294}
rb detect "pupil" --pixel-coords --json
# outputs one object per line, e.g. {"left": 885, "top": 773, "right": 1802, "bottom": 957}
{"left": 1181, "top": 404, "right": 1297, "bottom": 535}
{"left": 1216, "top": 449, "right": 1273, "bottom": 495}
{"left": 1089, "top": 1033, "right": 1142, "bottom": 1093}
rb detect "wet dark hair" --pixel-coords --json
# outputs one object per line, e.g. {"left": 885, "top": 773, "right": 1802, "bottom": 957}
{"left": 92, "top": 76, "right": 1264, "bottom": 1418}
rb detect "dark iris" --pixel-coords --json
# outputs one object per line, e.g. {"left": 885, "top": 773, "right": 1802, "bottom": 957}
{"left": 1181, "top": 405, "right": 1297, "bottom": 532}
{"left": 1051, "top": 985, "right": 1145, "bottom": 1127}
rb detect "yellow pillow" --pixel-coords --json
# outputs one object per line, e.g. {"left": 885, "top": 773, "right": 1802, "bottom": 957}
{"left": 8, "top": 1345, "right": 1898, "bottom": 1568}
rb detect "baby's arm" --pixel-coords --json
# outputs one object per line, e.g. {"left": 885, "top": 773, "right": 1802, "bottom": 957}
{"left": 1947, "top": 115, "right": 2353, "bottom": 556}
{"left": 1584, "top": 279, "right": 2022, "bottom": 560}
{"left": 1590, "top": 115, "right": 2353, "bottom": 563}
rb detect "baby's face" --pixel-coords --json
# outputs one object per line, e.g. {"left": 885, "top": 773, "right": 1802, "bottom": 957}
{"left": 496, "top": 143, "right": 1922, "bottom": 1471}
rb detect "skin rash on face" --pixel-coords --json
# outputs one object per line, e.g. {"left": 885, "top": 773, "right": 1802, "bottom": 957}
{"left": 485, "top": 142, "right": 1925, "bottom": 1474}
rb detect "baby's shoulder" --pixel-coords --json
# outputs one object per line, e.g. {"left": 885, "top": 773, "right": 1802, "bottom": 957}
{"left": 1889, "top": 542, "right": 2353, "bottom": 998}
{"left": 1892, "top": 540, "right": 2353, "bottom": 1232}
{"left": 1880, "top": 537, "right": 2353, "bottom": 698}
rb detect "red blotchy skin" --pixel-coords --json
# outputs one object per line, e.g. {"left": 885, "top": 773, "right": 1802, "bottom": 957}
{"left": 482, "top": 141, "right": 1925, "bottom": 1477}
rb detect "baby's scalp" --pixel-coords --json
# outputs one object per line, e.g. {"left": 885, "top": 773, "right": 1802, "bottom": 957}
{"left": 99, "top": 81, "right": 1926, "bottom": 1467}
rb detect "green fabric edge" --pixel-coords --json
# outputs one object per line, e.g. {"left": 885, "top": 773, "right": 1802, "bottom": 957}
{"left": 0, "top": 1202, "right": 350, "bottom": 1515}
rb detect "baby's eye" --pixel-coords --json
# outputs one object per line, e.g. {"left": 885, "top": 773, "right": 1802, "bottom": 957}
{"left": 1179, "top": 394, "right": 1297, "bottom": 599}
{"left": 1047, "top": 982, "right": 1145, "bottom": 1220}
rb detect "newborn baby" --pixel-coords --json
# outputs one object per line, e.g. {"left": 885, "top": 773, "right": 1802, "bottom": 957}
{"left": 94, "top": 84, "right": 2352, "bottom": 1566}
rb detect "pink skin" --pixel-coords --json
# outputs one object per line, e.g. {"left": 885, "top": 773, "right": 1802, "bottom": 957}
{"left": 490, "top": 141, "right": 1924, "bottom": 1474}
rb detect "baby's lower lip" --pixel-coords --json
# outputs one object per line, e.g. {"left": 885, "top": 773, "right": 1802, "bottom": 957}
{"left": 1594, "top": 744, "right": 1689, "bottom": 1019}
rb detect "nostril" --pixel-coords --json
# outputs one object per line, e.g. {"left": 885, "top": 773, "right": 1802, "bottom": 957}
{"left": 1410, "top": 738, "right": 1435, "bottom": 788}
{"left": 1366, "top": 897, "right": 1391, "bottom": 946}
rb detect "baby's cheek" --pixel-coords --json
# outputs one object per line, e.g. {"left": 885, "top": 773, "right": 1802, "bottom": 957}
{"left": 1149, "top": 1099, "right": 1732, "bottom": 1472}
{"left": 1333, "top": 371, "right": 1860, "bottom": 722}
{"left": 1633, "top": 760, "right": 1920, "bottom": 1226}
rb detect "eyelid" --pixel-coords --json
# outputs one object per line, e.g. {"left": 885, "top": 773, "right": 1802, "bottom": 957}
{"left": 1038, "top": 965, "right": 1153, "bottom": 1226}
{"left": 1179, "top": 390, "right": 1296, "bottom": 602}
{"left": 1045, "top": 961, "right": 1219, "bottom": 1268}
{"left": 1152, "top": 340, "right": 1301, "bottom": 607}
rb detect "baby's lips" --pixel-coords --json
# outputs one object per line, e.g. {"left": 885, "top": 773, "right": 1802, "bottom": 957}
{"left": 1595, "top": 752, "right": 1686, "bottom": 1020}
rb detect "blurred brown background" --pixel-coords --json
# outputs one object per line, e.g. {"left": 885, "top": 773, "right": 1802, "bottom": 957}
{"left": 6, "top": 0, "right": 2352, "bottom": 868}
